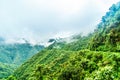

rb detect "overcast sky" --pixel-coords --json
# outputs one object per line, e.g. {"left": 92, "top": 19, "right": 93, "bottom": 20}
{"left": 0, "top": 0, "right": 119, "bottom": 44}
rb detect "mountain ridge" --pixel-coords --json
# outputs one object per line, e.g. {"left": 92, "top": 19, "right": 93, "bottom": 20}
{"left": 0, "top": 41, "right": 44, "bottom": 79}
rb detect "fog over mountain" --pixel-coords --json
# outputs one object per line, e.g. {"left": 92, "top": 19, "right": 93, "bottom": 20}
{"left": 0, "top": 0, "right": 119, "bottom": 44}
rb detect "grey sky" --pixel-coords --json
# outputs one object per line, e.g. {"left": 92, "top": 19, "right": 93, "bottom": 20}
{"left": 0, "top": 0, "right": 119, "bottom": 44}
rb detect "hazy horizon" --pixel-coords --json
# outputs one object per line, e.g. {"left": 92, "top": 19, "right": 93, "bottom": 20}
{"left": 0, "top": 0, "right": 119, "bottom": 44}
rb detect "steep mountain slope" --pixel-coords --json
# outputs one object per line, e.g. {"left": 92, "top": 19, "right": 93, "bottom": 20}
{"left": 13, "top": 50, "right": 120, "bottom": 80}
{"left": 90, "top": 2, "right": 120, "bottom": 51}
{"left": 0, "top": 62, "right": 16, "bottom": 78}
{"left": 10, "top": 1, "right": 120, "bottom": 80}
{"left": 0, "top": 42, "right": 44, "bottom": 79}
{"left": 0, "top": 43, "right": 44, "bottom": 65}
{"left": 13, "top": 49, "right": 76, "bottom": 80}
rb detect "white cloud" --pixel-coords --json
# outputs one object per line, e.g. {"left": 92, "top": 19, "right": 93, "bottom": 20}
{"left": 0, "top": 0, "right": 120, "bottom": 44}
{"left": 22, "top": 0, "right": 86, "bottom": 19}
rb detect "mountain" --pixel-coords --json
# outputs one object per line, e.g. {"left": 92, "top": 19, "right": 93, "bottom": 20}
{"left": 89, "top": 2, "right": 120, "bottom": 52}
{"left": 0, "top": 41, "right": 44, "bottom": 79}
{"left": 7, "top": 1, "right": 120, "bottom": 80}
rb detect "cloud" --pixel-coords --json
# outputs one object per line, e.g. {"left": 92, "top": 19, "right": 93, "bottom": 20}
{"left": 0, "top": 0, "right": 119, "bottom": 43}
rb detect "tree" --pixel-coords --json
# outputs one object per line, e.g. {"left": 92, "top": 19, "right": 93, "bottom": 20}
{"left": 7, "top": 75, "right": 16, "bottom": 80}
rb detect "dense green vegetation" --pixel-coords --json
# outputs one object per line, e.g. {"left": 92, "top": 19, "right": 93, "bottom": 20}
{"left": 13, "top": 49, "right": 76, "bottom": 80}
{"left": 13, "top": 50, "right": 120, "bottom": 80}
{"left": 5, "top": 1, "right": 120, "bottom": 80}
{"left": 90, "top": 2, "right": 120, "bottom": 52}
{"left": 0, "top": 62, "right": 16, "bottom": 79}
{"left": 0, "top": 42, "right": 44, "bottom": 79}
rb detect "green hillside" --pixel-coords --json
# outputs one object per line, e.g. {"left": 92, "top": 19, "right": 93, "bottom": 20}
{"left": 13, "top": 50, "right": 120, "bottom": 80}
{"left": 13, "top": 49, "right": 76, "bottom": 80}
{"left": 7, "top": 1, "right": 120, "bottom": 80}
{"left": 89, "top": 2, "right": 120, "bottom": 51}
{"left": 0, "top": 62, "right": 16, "bottom": 79}
{"left": 0, "top": 42, "right": 44, "bottom": 79}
